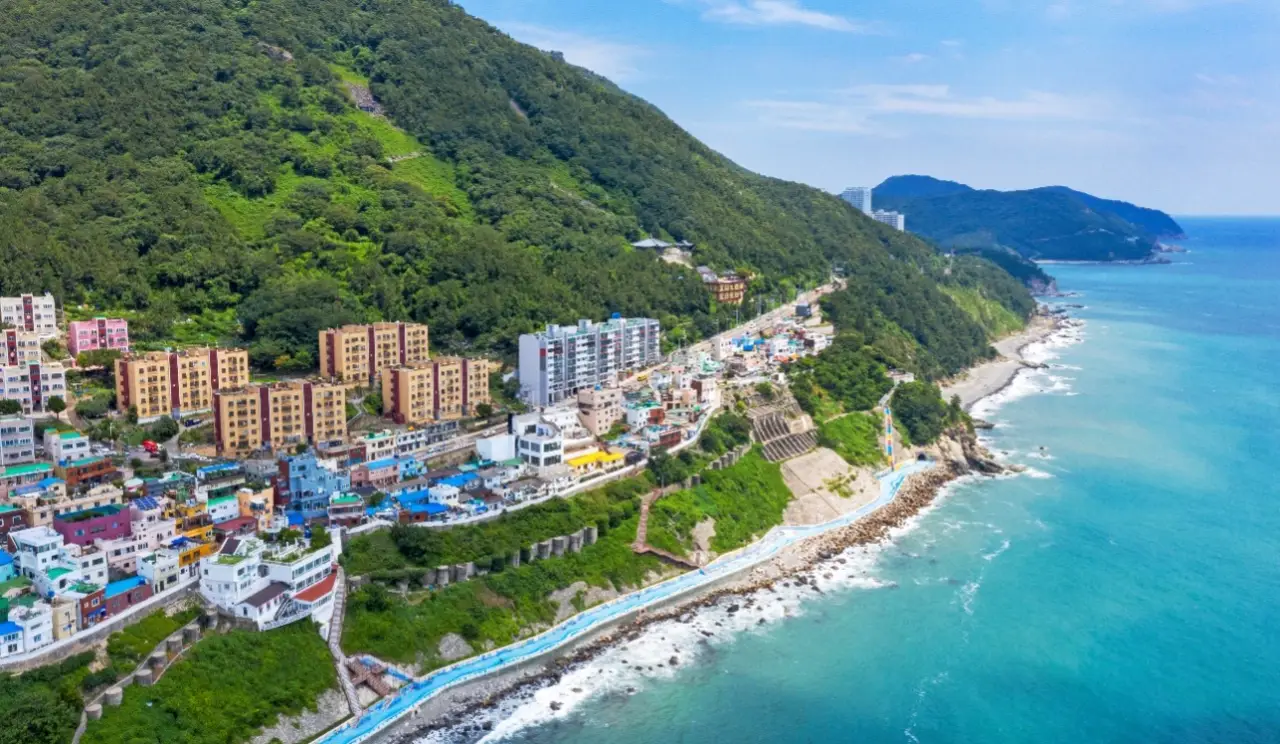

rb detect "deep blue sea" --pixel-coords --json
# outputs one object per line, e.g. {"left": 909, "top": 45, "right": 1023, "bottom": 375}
{"left": 457, "top": 217, "right": 1280, "bottom": 744}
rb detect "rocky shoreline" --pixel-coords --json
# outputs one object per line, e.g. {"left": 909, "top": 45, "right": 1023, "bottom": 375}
{"left": 378, "top": 431, "right": 1003, "bottom": 744}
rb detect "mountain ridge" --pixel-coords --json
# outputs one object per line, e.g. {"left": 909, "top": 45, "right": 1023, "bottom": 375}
{"left": 1, "top": 0, "right": 1032, "bottom": 378}
{"left": 874, "top": 175, "right": 1182, "bottom": 262}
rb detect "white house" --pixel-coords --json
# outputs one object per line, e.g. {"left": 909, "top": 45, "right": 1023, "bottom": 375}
{"left": 42, "top": 429, "right": 91, "bottom": 465}
{"left": 9, "top": 603, "right": 53, "bottom": 654}
{"left": 199, "top": 535, "right": 338, "bottom": 630}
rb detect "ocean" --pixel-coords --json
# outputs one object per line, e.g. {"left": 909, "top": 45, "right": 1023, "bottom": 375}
{"left": 428, "top": 217, "right": 1280, "bottom": 744}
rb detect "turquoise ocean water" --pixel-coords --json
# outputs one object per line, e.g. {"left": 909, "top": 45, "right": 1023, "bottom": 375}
{"left": 452, "top": 217, "right": 1280, "bottom": 744}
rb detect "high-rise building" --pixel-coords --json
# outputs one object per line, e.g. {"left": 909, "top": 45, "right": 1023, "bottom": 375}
{"left": 66, "top": 318, "right": 130, "bottom": 358}
{"left": 872, "top": 209, "right": 907, "bottom": 231}
{"left": 0, "top": 294, "right": 58, "bottom": 339}
{"left": 840, "top": 186, "right": 873, "bottom": 215}
{"left": 318, "top": 322, "right": 430, "bottom": 386}
{"left": 0, "top": 363, "right": 66, "bottom": 416}
{"left": 518, "top": 317, "right": 661, "bottom": 407}
{"left": 381, "top": 357, "right": 490, "bottom": 425}
{"left": 114, "top": 348, "right": 250, "bottom": 422}
{"left": 212, "top": 380, "right": 349, "bottom": 457}
{"left": 1, "top": 329, "right": 44, "bottom": 367}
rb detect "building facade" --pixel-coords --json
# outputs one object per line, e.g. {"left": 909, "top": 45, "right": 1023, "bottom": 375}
{"left": 381, "top": 357, "right": 490, "bottom": 425}
{"left": 114, "top": 348, "right": 249, "bottom": 421}
{"left": 66, "top": 318, "right": 130, "bottom": 358}
{"left": 0, "top": 363, "right": 67, "bottom": 415}
{"left": 1, "top": 329, "right": 44, "bottom": 367}
{"left": 318, "top": 322, "right": 430, "bottom": 385}
{"left": 0, "top": 294, "right": 58, "bottom": 338}
{"left": 872, "top": 209, "right": 906, "bottom": 231}
{"left": 518, "top": 317, "right": 661, "bottom": 406}
{"left": 0, "top": 416, "right": 36, "bottom": 466}
{"left": 212, "top": 380, "right": 349, "bottom": 457}
{"left": 839, "top": 186, "right": 873, "bottom": 215}
{"left": 577, "top": 386, "right": 624, "bottom": 437}
{"left": 42, "top": 429, "right": 90, "bottom": 465}
{"left": 276, "top": 452, "right": 351, "bottom": 523}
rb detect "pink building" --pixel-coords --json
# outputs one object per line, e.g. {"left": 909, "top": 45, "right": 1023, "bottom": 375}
{"left": 53, "top": 504, "right": 131, "bottom": 547}
{"left": 350, "top": 457, "right": 400, "bottom": 489}
{"left": 67, "top": 318, "right": 130, "bottom": 358}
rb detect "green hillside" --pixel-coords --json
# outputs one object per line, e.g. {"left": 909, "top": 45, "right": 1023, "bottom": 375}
{"left": 874, "top": 175, "right": 1181, "bottom": 263}
{"left": 1, "top": 0, "right": 1030, "bottom": 372}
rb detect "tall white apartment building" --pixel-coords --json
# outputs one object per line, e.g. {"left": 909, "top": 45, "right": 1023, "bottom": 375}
{"left": 0, "top": 294, "right": 59, "bottom": 339}
{"left": 518, "top": 316, "right": 661, "bottom": 406}
{"left": 0, "top": 363, "right": 67, "bottom": 415}
{"left": 872, "top": 209, "right": 907, "bottom": 231}
{"left": 0, "top": 415, "right": 36, "bottom": 466}
{"left": 1, "top": 329, "right": 44, "bottom": 367}
{"left": 840, "top": 186, "right": 873, "bottom": 215}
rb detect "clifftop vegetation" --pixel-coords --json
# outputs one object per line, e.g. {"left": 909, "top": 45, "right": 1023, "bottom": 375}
{"left": 2, "top": 0, "right": 1029, "bottom": 370}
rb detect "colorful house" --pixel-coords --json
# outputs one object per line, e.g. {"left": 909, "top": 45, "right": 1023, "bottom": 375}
{"left": 58, "top": 457, "right": 117, "bottom": 489}
{"left": 53, "top": 504, "right": 130, "bottom": 547}
{"left": 66, "top": 318, "right": 130, "bottom": 358}
{"left": 103, "top": 576, "right": 153, "bottom": 616}
{"left": 566, "top": 450, "right": 626, "bottom": 478}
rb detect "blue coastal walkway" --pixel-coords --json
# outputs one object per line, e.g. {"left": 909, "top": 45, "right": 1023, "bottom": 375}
{"left": 318, "top": 461, "right": 930, "bottom": 744}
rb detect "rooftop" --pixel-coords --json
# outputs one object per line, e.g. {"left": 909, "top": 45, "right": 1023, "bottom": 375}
{"left": 2, "top": 463, "right": 54, "bottom": 478}
{"left": 67, "top": 456, "right": 107, "bottom": 468}
{"left": 331, "top": 494, "right": 362, "bottom": 506}
{"left": 242, "top": 581, "right": 288, "bottom": 608}
{"left": 46, "top": 567, "right": 71, "bottom": 579}
{"left": 105, "top": 576, "right": 145, "bottom": 598}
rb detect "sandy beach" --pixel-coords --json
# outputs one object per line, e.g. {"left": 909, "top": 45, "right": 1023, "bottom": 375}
{"left": 942, "top": 311, "right": 1064, "bottom": 411}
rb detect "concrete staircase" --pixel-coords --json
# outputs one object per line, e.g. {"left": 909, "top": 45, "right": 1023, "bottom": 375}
{"left": 326, "top": 568, "right": 363, "bottom": 716}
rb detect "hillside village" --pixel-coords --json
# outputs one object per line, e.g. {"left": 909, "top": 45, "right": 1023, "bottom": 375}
{"left": 2, "top": 281, "right": 841, "bottom": 675}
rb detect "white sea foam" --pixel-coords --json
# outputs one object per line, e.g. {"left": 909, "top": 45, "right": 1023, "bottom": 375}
{"left": 982, "top": 539, "right": 1011, "bottom": 562}
{"left": 1023, "top": 467, "right": 1054, "bottom": 480}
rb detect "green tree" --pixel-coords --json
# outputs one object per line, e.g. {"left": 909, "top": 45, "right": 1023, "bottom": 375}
{"left": 46, "top": 396, "right": 66, "bottom": 414}
{"left": 0, "top": 400, "right": 21, "bottom": 416}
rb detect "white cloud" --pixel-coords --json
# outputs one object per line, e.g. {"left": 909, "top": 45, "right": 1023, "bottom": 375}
{"left": 747, "top": 84, "right": 1103, "bottom": 132}
{"left": 895, "top": 52, "right": 931, "bottom": 64}
{"left": 498, "top": 23, "right": 650, "bottom": 82}
{"left": 687, "top": 0, "right": 873, "bottom": 32}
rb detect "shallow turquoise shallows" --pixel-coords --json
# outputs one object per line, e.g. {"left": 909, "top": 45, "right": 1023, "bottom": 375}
{"left": 496, "top": 217, "right": 1280, "bottom": 744}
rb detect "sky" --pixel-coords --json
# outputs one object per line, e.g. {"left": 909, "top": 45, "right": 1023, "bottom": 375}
{"left": 456, "top": 0, "right": 1279, "bottom": 215}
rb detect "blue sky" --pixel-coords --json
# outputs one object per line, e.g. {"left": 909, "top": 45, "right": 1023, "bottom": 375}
{"left": 456, "top": 1, "right": 1278, "bottom": 215}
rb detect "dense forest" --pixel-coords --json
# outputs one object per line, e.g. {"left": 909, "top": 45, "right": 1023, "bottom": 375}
{"left": 2, "top": 0, "right": 1030, "bottom": 370}
{"left": 874, "top": 175, "right": 1183, "bottom": 263}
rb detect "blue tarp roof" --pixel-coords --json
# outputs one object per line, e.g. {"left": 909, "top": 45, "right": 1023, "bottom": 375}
{"left": 0, "top": 550, "right": 13, "bottom": 566}
{"left": 105, "top": 576, "right": 145, "bottom": 598}
{"left": 408, "top": 503, "right": 448, "bottom": 515}
{"left": 287, "top": 513, "right": 304, "bottom": 526}
{"left": 439, "top": 473, "right": 477, "bottom": 489}
{"left": 197, "top": 462, "right": 241, "bottom": 476}
{"left": 364, "top": 457, "right": 399, "bottom": 471}
{"left": 0, "top": 621, "right": 21, "bottom": 637}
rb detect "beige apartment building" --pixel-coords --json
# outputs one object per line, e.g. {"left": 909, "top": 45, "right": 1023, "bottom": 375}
{"left": 318, "top": 322, "right": 429, "bottom": 386}
{"left": 115, "top": 348, "right": 249, "bottom": 421}
{"left": 381, "top": 358, "right": 490, "bottom": 426}
{"left": 212, "top": 380, "right": 349, "bottom": 457}
{"left": 577, "top": 386, "right": 624, "bottom": 437}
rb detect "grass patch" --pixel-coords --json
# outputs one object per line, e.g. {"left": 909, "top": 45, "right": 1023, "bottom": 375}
{"left": 83, "top": 623, "right": 336, "bottom": 744}
{"left": 102, "top": 607, "right": 203, "bottom": 680}
{"left": 818, "top": 413, "right": 884, "bottom": 468}
{"left": 342, "top": 516, "right": 661, "bottom": 671}
{"left": 645, "top": 449, "right": 792, "bottom": 557}
{"left": 943, "top": 286, "right": 1025, "bottom": 339}
{"left": 0, "top": 653, "right": 96, "bottom": 744}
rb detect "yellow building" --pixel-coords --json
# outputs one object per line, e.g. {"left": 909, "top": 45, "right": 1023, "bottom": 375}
{"left": 237, "top": 486, "right": 274, "bottom": 532}
{"left": 114, "top": 348, "right": 249, "bottom": 420}
{"left": 212, "top": 380, "right": 350, "bottom": 457}
{"left": 175, "top": 499, "right": 214, "bottom": 543}
{"left": 318, "top": 322, "right": 430, "bottom": 386}
{"left": 178, "top": 540, "right": 217, "bottom": 568}
{"left": 382, "top": 357, "right": 490, "bottom": 425}
{"left": 566, "top": 450, "right": 626, "bottom": 477}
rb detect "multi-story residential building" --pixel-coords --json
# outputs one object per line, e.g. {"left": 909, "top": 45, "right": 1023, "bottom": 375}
{"left": 0, "top": 504, "right": 27, "bottom": 545}
{"left": 53, "top": 504, "right": 130, "bottom": 547}
{"left": 351, "top": 457, "right": 401, "bottom": 489}
{"left": 1, "top": 329, "right": 44, "bottom": 367}
{"left": 839, "top": 186, "right": 873, "bottom": 215}
{"left": 58, "top": 456, "right": 117, "bottom": 489}
{"left": 0, "top": 462, "right": 57, "bottom": 497}
{"left": 141, "top": 471, "right": 194, "bottom": 500}
{"left": 7, "top": 603, "right": 53, "bottom": 655}
{"left": 114, "top": 348, "right": 249, "bottom": 422}
{"left": 0, "top": 416, "right": 36, "bottom": 466}
{"left": 518, "top": 317, "right": 662, "bottom": 407}
{"left": 138, "top": 547, "right": 182, "bottom": 593}
{"left": 327, "top": 493, "right": 364, "bottom": 528}
{"left": 512, "top": 416, "right": 564, "bottom": 473}
{"left": 0, "top": 363, "right": 66, "bottom": 415}
{"left": 318, "top": 322, "right": 430, "bottom": 386}
{"left": 94, "top": 496, "right": 176, "bottom": 574}
{"left": 193, "top": 462, "right": 245, "bottom": 502}
{"left": 207, "top": 494, "right": 240, "bottom": 524}
{"left": 212, "top": 380, "right": 349, "bottom": 457}
{"left": 872, "top": 209, "right": 906, "bottom": 231}
{"left": 42, "top": 429, "right": 90, "bottom": 465}
{"left": 381, "top": 357, "right": 490, "bottom": 425}
{"left": 0, "top": 293, "right": 58, "bottom": 338}
{"left": 577, "top": 386, "right": 625, "bottom": 437}
{"left": 236, "top": 486, "right": 274, "bottom": 532}
{"left": 276, "top": 451, "right": 351, "bottom": 523}
{"left": 66, "top": 318, "right": 130, "bottom": 358}
{"left": 199, "top": 535, "right": 338, "bottom": 630}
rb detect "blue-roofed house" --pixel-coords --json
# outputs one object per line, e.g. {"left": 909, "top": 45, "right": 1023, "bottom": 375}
{"left": 0, "top": 620, "right": 24, "bottom": 658}
{"left": 0, "top": 550, "right": 15, "bottom": 583}
{"left": 351, "top": 457, "right": 399, "bottom": 489}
